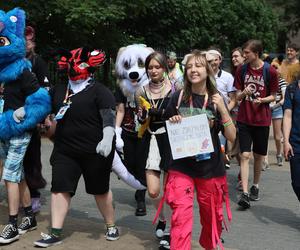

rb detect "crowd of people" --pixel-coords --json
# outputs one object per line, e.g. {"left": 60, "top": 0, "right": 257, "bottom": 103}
{"left": 0, "top": 8, "right": 300, "bottom": 250}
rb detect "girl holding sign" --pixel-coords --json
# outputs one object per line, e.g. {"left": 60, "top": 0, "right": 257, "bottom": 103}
{"left": 164, "top": 50, "right": 236, "bottom": 250}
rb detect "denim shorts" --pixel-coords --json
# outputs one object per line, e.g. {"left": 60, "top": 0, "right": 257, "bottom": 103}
{"left": 0, "top": 132, "right": 32, "bottom": 183}
{"left": 271, "top": 105, "right": 283, "bottom": 119}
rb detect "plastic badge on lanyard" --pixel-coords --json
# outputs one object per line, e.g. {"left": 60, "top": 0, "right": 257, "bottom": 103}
{"left": 195, "top": 152, "right": 211, "bottom": 161}
{"left": 55, "top": 104, "right": 70, "bottom": 120}
{"left": 54, "top": 85, "right": 74, "bottom": 120}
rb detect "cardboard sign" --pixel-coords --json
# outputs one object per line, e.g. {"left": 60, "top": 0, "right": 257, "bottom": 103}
{"left": 166, "top": 114, "right": 214, "bottom": 160}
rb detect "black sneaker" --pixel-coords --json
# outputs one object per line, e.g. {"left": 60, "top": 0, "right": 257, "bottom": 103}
{"left": 34, "top": 232, "right": 62, "bottom": 248}
{"left": 135, "top": 201, "right": 146, "bottom": 216}
{"left": 250, "top": 186, "right": 260, "bottom": 201}
{"left": 155, "top": 220, "right": 166, "bottom": 239}
{"left": 18, "top": 216, "right": 37, "bottom": 235}
{"left": 225, "top": 163, "right": 231, "bottom": 169}
{"left": 224, "top": 155, "right": 231, "bottom": 169}
{"left": 105, "top": 226, "right": 119, "bottom": 241}
{"left": 0, "top": 224, "right": 19, "bottom": 244}
{"left": 159, "top": 232, "right": 170, "bottom": 250}
{"left": 135, "top": 190, "right": 146, "bottom": 216}
{"left": 238, "top": 192, "right": 250, "bottom": 209}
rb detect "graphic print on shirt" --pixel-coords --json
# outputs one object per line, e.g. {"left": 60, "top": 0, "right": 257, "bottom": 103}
{"left": 123, "top": 99, "right": 139, "bottom": 132}
{"left": 244, "top": 73, "right": 265, "bottom": 102}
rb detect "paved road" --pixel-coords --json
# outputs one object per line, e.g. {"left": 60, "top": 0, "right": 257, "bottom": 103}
{"left": 0, "top": 136, "right": 299, "bottom": 250}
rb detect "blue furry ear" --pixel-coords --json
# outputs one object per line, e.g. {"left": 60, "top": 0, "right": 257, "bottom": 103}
{"left": 6, "top": 8, "right": 25, "bottom": 38}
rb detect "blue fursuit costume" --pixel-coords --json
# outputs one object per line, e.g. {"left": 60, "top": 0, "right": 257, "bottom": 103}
{"left": 0, "top": 8, "right": 50, "bottom": 140}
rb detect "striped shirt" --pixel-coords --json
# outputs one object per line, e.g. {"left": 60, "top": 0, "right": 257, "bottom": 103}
{"left": 275, "top": 77, "right": 287, "bottom": 103}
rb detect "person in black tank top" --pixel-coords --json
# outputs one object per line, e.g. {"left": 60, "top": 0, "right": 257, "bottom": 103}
{"left": 136, "top": 51, "right": 180, "bottom": 247}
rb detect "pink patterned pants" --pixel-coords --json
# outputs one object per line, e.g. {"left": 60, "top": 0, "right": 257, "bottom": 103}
{"left": 165, "top": 170, "right": 231, "bottom": 250}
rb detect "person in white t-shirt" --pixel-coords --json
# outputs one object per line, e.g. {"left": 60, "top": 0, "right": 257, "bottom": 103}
{"left": 206, "top": 49, "right": 236, "bottom": 169}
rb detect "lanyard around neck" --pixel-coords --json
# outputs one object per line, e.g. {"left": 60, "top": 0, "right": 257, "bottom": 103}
{"left": 63, "top": 84, "right": 75, "bottom": 104}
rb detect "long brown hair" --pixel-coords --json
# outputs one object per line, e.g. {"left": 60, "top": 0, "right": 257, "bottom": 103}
{"left": 183, "top": 50, "right": 217, "bottom": 102}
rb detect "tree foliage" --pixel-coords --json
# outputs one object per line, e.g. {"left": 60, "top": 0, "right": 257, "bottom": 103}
{"left": 126, "top": 0, "right": 279, "bottom": 53}
{"left": 1, "top": 0, "right": 280, "bottom": 56}
{"left": 266, "top": 0, "right": 300, "bottom": 50}
{"left": 267, "top": 0, "right": 300, "bottom": 34}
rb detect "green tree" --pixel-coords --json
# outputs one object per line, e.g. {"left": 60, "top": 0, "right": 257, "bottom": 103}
{"left": 267, "top": 0, "right": 300, "bottom": 33}
{"left": 266, "top": 0, "right": 300, "bottom": 50}
{"left": 123, "top": 0, "right": 279, "bottom": 53}
{"left": 0, "top": 1, "right": 129, "bottom": 55}
{"left": 1, "top": 0, "right": 279, "bottom": 54}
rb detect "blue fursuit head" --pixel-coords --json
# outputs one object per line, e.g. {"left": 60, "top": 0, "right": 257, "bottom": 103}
{"left": 0, "top": 8, "right": 51, "bottom": 139}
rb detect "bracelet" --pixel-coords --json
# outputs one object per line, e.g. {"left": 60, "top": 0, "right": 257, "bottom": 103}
{"left": 223, "top": 120, "right": 233, "bottom": 127}
{"left": 222, "top": 118, "right": 231, "bottom": 124}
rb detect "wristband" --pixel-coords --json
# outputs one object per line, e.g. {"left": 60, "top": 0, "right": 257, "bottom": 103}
{"left": 222, "top": 118, "right": 231, "bottom": 124}
{"left": 223, "top": 120, "right": 233, "bottom": 127}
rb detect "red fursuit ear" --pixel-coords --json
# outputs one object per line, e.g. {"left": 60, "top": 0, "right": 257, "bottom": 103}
{"left": 55, "top": 48, "right": 72, "bottom": 69}
{"left": 88, "top": 50, "right": 106, "bottom": 67}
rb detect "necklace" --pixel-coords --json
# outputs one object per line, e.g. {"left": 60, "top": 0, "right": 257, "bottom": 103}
{"left": 148, "top": 82, "right": 166, "bottom": 109}
{"left": 149, "top": 78, "right": 165, "bottom": 94}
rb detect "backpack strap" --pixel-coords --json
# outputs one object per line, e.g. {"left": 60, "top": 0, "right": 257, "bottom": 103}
{"left": 262, "top": 62, "right": 270, "bottom": 95}
{"left": 241, "top": 63, "right": 248, "bottom": 86}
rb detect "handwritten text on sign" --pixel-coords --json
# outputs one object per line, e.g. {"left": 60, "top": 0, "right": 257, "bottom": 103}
{"left": 166, "top": 114, "right": 214, "bottom": 160}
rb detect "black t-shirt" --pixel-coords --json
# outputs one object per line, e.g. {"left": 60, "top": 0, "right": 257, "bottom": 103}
{"left": 2, "top": 69, "right": 40, "bottom": 111}
{"left": 164, "top": 90, "right": 225, "bottom": 178}
{"left": 50, "top": 80, "right": 115, "bottom": 154}
{"left": 30, "top": 54, "right": 50, "bottom": 88}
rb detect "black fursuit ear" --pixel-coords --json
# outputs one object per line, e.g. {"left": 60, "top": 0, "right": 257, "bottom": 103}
{"left": 80, "top": 47, "right": 91, "bottom": 62}
{"left": 53, "top": 48, "right": 72, "bottom": 59}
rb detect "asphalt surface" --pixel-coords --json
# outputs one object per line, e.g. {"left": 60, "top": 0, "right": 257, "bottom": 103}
{"left": 0, "top": 135, "right": 299, "bottom": 250}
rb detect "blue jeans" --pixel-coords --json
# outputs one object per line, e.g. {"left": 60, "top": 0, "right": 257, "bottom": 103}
{"left": 290, "top": 153, "right": 300, "bottom": 202}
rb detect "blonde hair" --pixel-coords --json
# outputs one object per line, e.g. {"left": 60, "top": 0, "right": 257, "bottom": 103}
{"left": 183, "top": 50, "right": 218, "bottom": 101}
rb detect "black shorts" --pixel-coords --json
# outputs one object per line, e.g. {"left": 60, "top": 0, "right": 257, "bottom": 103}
{"left": 50, "top": 148, "right": 113, "bottom": 196}
{"left": 237, "top": 122, "right": 270, "bottom": 156}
